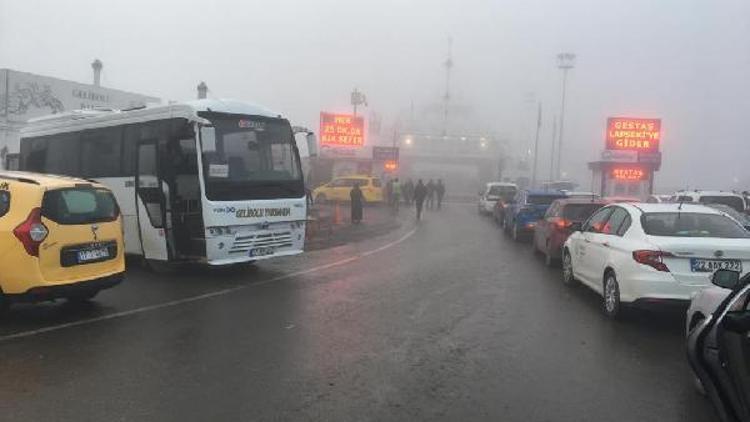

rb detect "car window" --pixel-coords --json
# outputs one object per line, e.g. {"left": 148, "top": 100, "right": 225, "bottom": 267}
{"left": 0, "top": 190, "right": 9, "bottom": 217}
{"left": 562, "top": 203, "right": 604, "bottom": 221}
{"left": 602, "top": 207, "right": 629, "bottom": 235}
{"left": 584, "top": 207, "right": 613, "bottom": 233}
{"left": 616, "top": 214, "right": 632, "bottom": 236}
{"left": 528, "top": 195, "right": 563, "bottom": 205}
{"left": 545, "top": 202, "right": 560, "bottom": 218}
{"left": 641, "top": 212, "right": 750, "bottom": 238}
{"left": 698, "top": 195, "right": 745, "bottom": 213}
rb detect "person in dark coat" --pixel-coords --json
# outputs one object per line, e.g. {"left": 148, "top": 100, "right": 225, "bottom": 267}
{"left": 404, "top": 179, "right": 415, "bottom": 205}
{"left": 436, "top": 179, "right": 446, "bottom": 209}
{"left": 426, "top": 179, "right": 436, "bottom": 209}
{"left": 350, "top": 182, "right": 364, "bottom": 224}
{"left": 413, "top": 179, "right": 427, "bottom": 220}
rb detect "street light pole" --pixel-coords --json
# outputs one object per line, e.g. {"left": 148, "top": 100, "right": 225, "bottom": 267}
{"left": 556, "top": 52, "right": 576, "bottom": 180}
{"left": 531, "top": 102, "right": 542, "bottom": 189}
{"left": 549, "top": 114, "right": 557, "bottom": 183}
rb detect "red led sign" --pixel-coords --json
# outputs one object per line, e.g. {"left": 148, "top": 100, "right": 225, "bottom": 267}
{"left": 611, "top": 167, "right": 646, "bottom": 181}
{"left": 606, "top": 117, "right": 661, "bottom": 152}
{"left": 320, "top": 112, "right": 365, "bottom": 147}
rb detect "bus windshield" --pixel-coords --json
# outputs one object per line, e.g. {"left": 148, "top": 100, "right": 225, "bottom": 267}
{"left": 199, "top": 113, "right": 304, "bottom": 201}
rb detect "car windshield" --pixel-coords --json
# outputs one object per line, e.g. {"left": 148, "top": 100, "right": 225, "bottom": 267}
{"left": 42, "top": 187, "right": 119, "bottom": 225}
{"left": 698, "top": 195, "right": 745, "bottom": 213}
{"left": 528, "top": 195, "right": 564, "bottom": 205}
{"left": 487, "top": 186, "right": 515, "bottom": 198}
{"left": 641, "top": 212, "right": 750, "bottom": 238}
{"left": 199, "top": 113, "right": 303, "bottom": 200}
{"left": 563, "top": 203, "right": 605, "bottom": 221}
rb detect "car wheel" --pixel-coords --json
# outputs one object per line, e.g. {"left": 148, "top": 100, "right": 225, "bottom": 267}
{"left": 67, "top": 290, "right": 99, "bottom": 304}
{"left": 512, "top": 224, "right": 521, "bottom": 242}
{"left": 544, "top": 246, "right": 556, "bottom": 267}
{"left": 562, "top": 250, "right": 577, "bottom": 286}
{"left": 603, "top": 271, "right": 622, "bottom": 319}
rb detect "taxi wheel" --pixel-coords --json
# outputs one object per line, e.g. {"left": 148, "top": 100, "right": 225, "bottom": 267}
{"left": 67, "top": 290, "right": 98, "bottom": 304}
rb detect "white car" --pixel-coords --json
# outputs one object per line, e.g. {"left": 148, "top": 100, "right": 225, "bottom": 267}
{"left": 670, "top": 190, "right": 746, "bottom": 213}
{"left": 562, "top": 202, "right": 750, "bottom": 318}
{"left": 478, "top": 182, "right": 517, "bottom": 215}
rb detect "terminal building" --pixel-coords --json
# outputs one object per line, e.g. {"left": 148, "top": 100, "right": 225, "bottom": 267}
{"left": 0, "top": 60, "right": 159, "bottom": 168}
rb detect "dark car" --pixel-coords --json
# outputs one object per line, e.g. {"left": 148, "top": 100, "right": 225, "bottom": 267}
{"left": 532, "top": 198, "right": 609, "bottom": 266}
{"left": 503, "top": 190, "right": 567, "bottom": 242}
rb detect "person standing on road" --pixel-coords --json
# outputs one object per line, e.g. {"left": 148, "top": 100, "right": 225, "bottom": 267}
{"left": 426, "top": 179, "right": 436, "bottom": 209}
{"left": 414, "top": 179, "right": 427, "bottom": 220}
{"left": 350, "top": 182, "right": 364, "bottom": 224}
{"left": 404, "top": 179, "right": 414, "bottom": 205}
{"left": 391, "top": 177, "right": 402, "bottom": 213}
{"left": 385, "top": 178, "right": 394, "bottom": 207}
{"left": 436, "top": 179, "right": 445, "bottom": 209}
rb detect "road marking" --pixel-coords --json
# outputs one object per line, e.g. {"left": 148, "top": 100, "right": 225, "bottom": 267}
{"left": 0, "top": 228, "right": 418, "bottom": 343}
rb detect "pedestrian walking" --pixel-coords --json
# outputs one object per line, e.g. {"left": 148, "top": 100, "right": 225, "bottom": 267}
{"left": 385, "top": 179, "right": 394, "bottom": 207}
{"left": 414, "top": 179, "right": 427, "bottom": 220}
{"left": 350, "top": 182, "right": 364, "bottom": 224}
{"left": 404, "top": 179, "right": 414, "bottom": 205}
{"left": 392, "top": 177, "right": 402, "bottom": 214}
{"left": 436, "top": 179, "right": 446, "bottom": 209}
{"left": 426, "top": 179, "right": 436, "bottom": 209}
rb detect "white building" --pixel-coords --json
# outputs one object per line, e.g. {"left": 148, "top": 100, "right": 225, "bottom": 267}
{"left": 0, "top": 60, "right": 159, "bottom": 166}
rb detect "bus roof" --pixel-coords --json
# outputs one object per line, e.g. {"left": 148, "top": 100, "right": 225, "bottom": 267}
{"left": 21, "top": 99, "right": 285, "bottom": 138}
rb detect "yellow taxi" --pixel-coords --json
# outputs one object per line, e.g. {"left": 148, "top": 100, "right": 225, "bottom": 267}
{"left": 0, "top": 171, "right": 124, "bottom": 312}
{"left": 313, "top": 175, "right": 383, "bottom": 203}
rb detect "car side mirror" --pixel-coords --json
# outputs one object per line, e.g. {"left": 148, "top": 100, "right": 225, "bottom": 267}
{"left": 306, "top": 133, "right": 319, "bottom": 158}
{"left": 569, "top": 222, "right": 583, "bottom": 232}
{"left": 712, "top": 269, "right": 741, "bottom": 290}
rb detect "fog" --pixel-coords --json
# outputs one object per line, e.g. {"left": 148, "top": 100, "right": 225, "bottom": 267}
{"left": 2, "top": 0, "right": 749, "bottom": 192}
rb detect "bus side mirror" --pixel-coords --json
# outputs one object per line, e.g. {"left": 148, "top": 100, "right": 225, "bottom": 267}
{"left": 200, "top": 126, "right": 217, "bottom": 153}
{"left": 306, "top": 133, "right": 319, "bottom": 158}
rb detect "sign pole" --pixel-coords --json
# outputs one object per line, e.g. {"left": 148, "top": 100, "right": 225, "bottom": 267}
{"left": 531, "top": 103, "right": 542, "bottom": 189}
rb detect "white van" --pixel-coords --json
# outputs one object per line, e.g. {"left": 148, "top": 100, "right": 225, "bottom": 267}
{"left": 670, "top": 190, "right": 746, "bottom": 213}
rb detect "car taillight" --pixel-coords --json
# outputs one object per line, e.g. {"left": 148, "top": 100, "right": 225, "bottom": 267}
{"left": 549, "top": 217, "right": 572, "bottom": 229}
{"left": 14, "top": 208, "right": 48, "bottom": 257}
{"left": 632, "top": 250, "right": 672, "bottom": 272}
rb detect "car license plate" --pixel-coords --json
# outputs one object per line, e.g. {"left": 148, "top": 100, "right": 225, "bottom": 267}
{"left": 250, "top": 247, "right": 274, "bottom": 257}
{"left": 690, "top": 258, "right": 742, "bottom": 273}
{"left": 77, "top": 247, "right": 109, "bottom": 263}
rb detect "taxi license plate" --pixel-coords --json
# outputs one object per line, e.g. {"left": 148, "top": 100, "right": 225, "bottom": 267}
{"left": 690, "top": 258, "right": 742, "bottom": 273}
{"left": 77, "top": 247, "right": 110, "bottom": 263}
{"left": 249, "top": 247, "right": 275, "bottom": 257}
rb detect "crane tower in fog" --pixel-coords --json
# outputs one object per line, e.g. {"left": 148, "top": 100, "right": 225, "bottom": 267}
{"left": 442, "top": 37, "right": 453, "bottom": 136}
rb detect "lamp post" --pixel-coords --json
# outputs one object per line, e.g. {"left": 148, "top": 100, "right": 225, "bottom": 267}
{"left": 556, "top": 52, "right": 576, "bottom": 180}
{"left": 351, "top": 88, "right": 367, "bottom": 117}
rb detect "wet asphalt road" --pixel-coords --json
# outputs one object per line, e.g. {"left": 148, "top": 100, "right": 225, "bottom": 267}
{"left": 0, "top": 204, "right": 718, "bottom": 421}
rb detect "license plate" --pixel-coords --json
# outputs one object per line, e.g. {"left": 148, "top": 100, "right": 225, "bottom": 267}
{"left": 690, "top": 258, "right": 742, "bottom": 273}
{"left": 77, "top": 248, "right": 109, "bottom": 263}
{"left": 250, "top": 247, "right": 275, "bottom": 257}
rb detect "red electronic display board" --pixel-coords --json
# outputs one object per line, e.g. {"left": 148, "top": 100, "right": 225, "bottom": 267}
{"left": 320, "top": 112, "right": 365, "bottom": 147}
{"left": 611, "top": 166, "right": 646, "bottom": 181}
{"left": 606, "top": 117, "right": 661, "bottom": 152}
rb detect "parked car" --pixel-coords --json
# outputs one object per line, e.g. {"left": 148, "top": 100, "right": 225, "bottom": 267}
{"left": 687, "top": 269, "right": 750, "bottom": 421}
{"left": 0, "top": 171, "right": 125, "bottom": 313}
{"left": 671, "top": 190, "right": 747, "bottom": 213}
{"left": 503, "top": 190, "right": 566, "bottom": 242}
{"left": 478, "top": 182, "right": 517, "bottom": 215}
{"left": 562, "top": 203, "right": 750, "bottom": 318}
{"left": 533, "top": 198, "right": 609, "bottom": 266}
{"left": 645, "top": 194, "right": 672, "bottom": 203}
{"left": 313, "top": 175, "right": 383, "bottom": 203}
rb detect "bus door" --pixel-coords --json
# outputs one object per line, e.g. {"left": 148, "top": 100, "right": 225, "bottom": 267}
{"left": 135, "top": 140, "right": 171, "bottom": 261}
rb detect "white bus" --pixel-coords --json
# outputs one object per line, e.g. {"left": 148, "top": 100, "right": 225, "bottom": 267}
{"left": 19, "top": 99, "right": 314, "bottom": 266}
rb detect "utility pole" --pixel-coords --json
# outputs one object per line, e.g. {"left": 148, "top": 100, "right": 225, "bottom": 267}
{"left": 531, "top": 102, "right": 542, "bottom": 189}
{"left": 351, "top": 88, "right": 367, "bottom": 117}
{"left": 549, "top": 115, "right": 557, "bottom": 182}
{"left": 442, "top": 36, "right": 453, "bottom": 136}
{"left": 556, "top": 52, "right": 576, "bottom": 180}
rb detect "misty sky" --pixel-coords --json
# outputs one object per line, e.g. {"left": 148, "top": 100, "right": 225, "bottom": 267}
{"left": 2, "top": 0, "right": 749, "bottom": 191}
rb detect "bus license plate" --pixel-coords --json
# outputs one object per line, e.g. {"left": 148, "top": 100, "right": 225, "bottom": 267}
{"left": 250, "top": 247, "right": 275, "bottom": 257}
{"left": 77, "top": 247, "right": 110, "bottom": 263}
{"left": 690, "top": 258, "right": 742, "bottom": 273}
